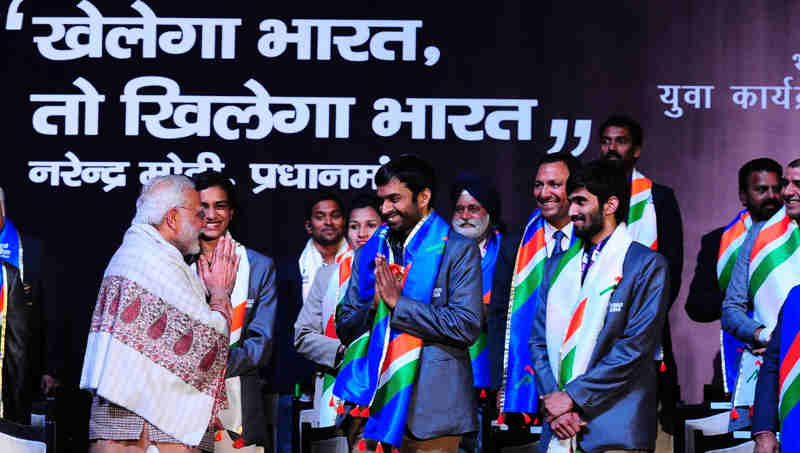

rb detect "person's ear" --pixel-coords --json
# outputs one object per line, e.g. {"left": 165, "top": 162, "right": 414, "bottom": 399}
{"left": 165, "top": 207, "right": 180, "bottom": 230}
{"left": 604, "top": 196, "right": 620, "bottom": 218}
{"left": 305, "top": 219, "right": 312, "bottom": 235}
{"left": 416, "top": 188, "right": 431, "bottom": 210}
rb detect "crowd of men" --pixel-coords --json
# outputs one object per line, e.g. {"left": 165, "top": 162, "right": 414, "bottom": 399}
{"left": 0, "top": 114, "right": 798, "bottom": 453}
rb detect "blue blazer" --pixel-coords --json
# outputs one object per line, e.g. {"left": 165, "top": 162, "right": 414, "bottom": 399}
{"left": 227, "top": 248, "right": 278, "bottom": 446}
{"left": 336, "top": 230, "right": 483, "bottom": 439}
{"left": 530, "top": 241, "right": 669, "bottom": 453}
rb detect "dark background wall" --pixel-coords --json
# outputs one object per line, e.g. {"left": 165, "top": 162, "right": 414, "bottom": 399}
{"left": 3, "top": 0, "right": 800, "bottom": 407}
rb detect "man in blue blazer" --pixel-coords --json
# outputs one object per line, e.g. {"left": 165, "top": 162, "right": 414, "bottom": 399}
{"left": 530, "top": 160, "right": 669, "bottom": 452}
{"left": 336, "top": 155, "right": 482, "bottom": 453}
{"left": 193, "top": 172, "right": 278, "bottom": 450}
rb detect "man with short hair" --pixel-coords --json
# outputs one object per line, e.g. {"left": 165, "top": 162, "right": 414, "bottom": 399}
{"left": 493, "top": 152, "right": 581, "bottom": 424}
{"left": 81, "top": 175, "right": 239, "bottom": 453}
{"left": 598, "top": 115, "right": 683, "bottom": 432}
{"left": 271, "top": 191, "right": 349, "bottom": 453}
{"left": 336, "top": 155, "right": 482, "bottom": 453}
{"left": 192, "top": 171, "right": 277, "bottom": 452}
{"left": 530, "top": 160, "right": 669, "bottom": 453}
{"left": 686, "top": 158, "right": 783, "bottom": 397}
{"left": 721, "top": 158, "right": 800, "bottom": 428}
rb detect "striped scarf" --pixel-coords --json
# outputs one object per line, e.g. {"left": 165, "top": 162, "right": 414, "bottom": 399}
{"left": 500, "top": 210, "right": 547, "bottom": 415}
{"left": 628, "top": 169, "right": 658, "bottom": 251}
{"left": 545, "top": 224, "right": 632, "bottom": 453}
{"left": 317, "top": 248, "right": 353, "bottom": 428}
{"left": 0, "top": 264, "right": 8, "bottom": 418}
{"left": 778, "top": 286, "right": 800, "bottom": 447}
{"left": 0, "top": 220, "right": 23, "bottom": 280}
{"left": 717, "top": 209, "right": 752, "bottom": 394}
{"left": 468, "top": 228, "right": 501, "bottom": 390}
{"left": 732, "top": 207, "right": 800, "bottom": 408}
{"left": 210, "top": 235, "right": 250, "bottom": 437}
{"left": 334, "top": 213, "right": 449, "bottom": 449}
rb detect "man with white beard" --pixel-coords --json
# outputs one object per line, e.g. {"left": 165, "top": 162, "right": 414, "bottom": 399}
{"left": 450, "top": 173, "right": 503, "bottom": 453}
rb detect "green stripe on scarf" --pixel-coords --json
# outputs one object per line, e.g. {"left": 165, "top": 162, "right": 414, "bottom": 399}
{"left": 749, "top": 230, "right": 800, "bottom": 299}
{"left": 369, "top": 359, "right": 418, "bottom": 415}
{"left": 780, "top": 375, "right": 800, "bottom": 422}
{"left": 628, "top": 199, "right": 647, "bottom": 224}
{"left": 559, "top": 348, "right": 576, "bottom": 390}
{"left": 551, "top": 240, "right": 583, "bottom": 285}
{"left": 511, "top": 259, "right": 545, "bottom": 313}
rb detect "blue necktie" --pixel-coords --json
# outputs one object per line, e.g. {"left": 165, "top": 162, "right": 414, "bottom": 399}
{"left": 552, "top": 230, "right": 566, "bottom": 257}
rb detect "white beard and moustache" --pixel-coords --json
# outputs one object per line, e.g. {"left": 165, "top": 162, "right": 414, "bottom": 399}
{"left": 453, "top": 213, "right": 491, "bottom": 240}
{"left": 178, "top": 217, "right": 202, "bottom": 255}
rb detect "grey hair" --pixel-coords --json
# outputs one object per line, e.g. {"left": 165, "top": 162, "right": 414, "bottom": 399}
{"left": 132, "top": 175, "right": 195, "bottom": 226}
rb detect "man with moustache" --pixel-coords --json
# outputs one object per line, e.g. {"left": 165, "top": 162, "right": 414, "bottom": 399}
{"left": 493, "top": 153, "right": 581, "bottom": 427}
{"left": 294, "top": 193, "right": 381, "bottom": 439}
{"left": 685, "top": 159, "right": 782, "bottom": 397}
{"left": 750, "top": 159, "right": 800, "bottom": 453}
{"left": 81, "top": 175, "right": 238, "bottom": 453}
{"left": 272, "top": 190, "right": 349, "bottom": 453}
{"left": 336, "top": 155, "right": 482, "bottom": 453}
{"left": 722, "top": 159, "right": 800, "bottom": 428}
{"left": 598, "top": 115, "right": 683, "bottom": 432}
{"left": 191, "top": 171, "right": 277, "bottom": 452}
{"left": 530, "top": 160, "right": 669, "bottom": 453}
{"left": 449, "top": 173, "right": 502, "bottom": 453}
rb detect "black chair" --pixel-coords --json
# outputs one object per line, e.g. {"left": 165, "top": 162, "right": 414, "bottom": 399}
{"left": 0, "top": 417, "right": 50, "bottom": 452}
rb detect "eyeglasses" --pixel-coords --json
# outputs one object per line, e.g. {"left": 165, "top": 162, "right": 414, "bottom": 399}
{"left": 176, "top": 206, "right": 205, "bottom": 221}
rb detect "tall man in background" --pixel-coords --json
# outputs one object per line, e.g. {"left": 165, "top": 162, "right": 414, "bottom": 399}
{"left": 598, "top": 115, "right": 683, "bottom": 432}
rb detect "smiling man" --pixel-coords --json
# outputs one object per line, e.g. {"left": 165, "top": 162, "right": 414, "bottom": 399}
{"left": 493, "top": 153, "right": 581, "bottom": 429}
{"left": 335, "top": 155, "right": 482, "bottom": 453}
{"left": 192, "top": 171, "right": 277, "bottom": 453}
{"left": 530, "top": 160, "right": 669, "bottom": 453}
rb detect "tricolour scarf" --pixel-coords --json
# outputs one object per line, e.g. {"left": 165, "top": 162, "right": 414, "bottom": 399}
{"left": 468, "top": 227, "right": 501, "bottom": 390}
{"left": 545, "top": 224, "right": 632, "bottom": 453}
{"left": 0, "top": 220, "right": 23, "bottom": 281}
{"left": 317, "top": 247, "right": 353, "bottom": 428}
{"left": 500, "top": 210, "right": 575, "bottom": 416}
{"left": 731, "top": 207, "right": 800, "bottom": 408}
{"left": 0, "top": 263, "right": 8, "bottom": 418}
{"left": 333, "top": 212, "right": 449, "bottom": 449}
{"left": 717, "top": 209, "right": 752, "bottom": 394}
{"left": 628, "top": 169, "right": 658, "bottom": 251}
{"left": 80, "top": 224, "right": 230, "bottom": 447}
{"left": 778, "top": 286, "right": 800, "bottom": 447}
{"left": 299, "top": 238, "right": 349, "bottom": 302}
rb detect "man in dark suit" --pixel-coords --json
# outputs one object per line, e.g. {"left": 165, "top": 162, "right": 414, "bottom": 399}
{"left": 530, "top": 160, "right": 669, "bottom": 453}
{"left": 337, "top": 155, "right": 482, "bottom": 453}
{"left": 192, "top": 172, "right": 278, "bottom": 451}
{"left": 598, "top": 115, "right": 683, "bottom": 432}
{"left": 0, "top": 261, "right": 32, "bottom": 424}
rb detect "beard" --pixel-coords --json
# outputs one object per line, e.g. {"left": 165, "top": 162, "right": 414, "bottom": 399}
{"left": 178, "top": 218, "right": 201, "bottom": 256}
{"left": 452, "top": 214, "right": 491, "bottom": 240}
{"left": 751, "top": 199, "right": 782, "bottom": 222}
{"left": 572, "top": 209, "right": 604, "bottom": 241}
{"left": 312, "top": 229, "right": 342, "bottom": 246}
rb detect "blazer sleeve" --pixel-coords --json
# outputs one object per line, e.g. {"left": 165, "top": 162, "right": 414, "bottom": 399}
{"left": 752, "top": 304, "right": 782, "bottom": 435}
{"left": 390, "top": 237, "right": 483, "bottom": 348}
{"left": 564, "top": 252, "right": 669, "bottom": 418}
{"left": 294, "top": 266, "right": 341, "bottom": 368}
{"left": 529, "top": 267, "right": 560, "bottom": 397}
{"left": 655, "top": 184, "right": 684, "bottom": 306}
{"left": 685, "top": 229, "right": 725, "bottom": 322}
{"left": 3, "top": 265, "right": 31, "bottom": 424}
{"left": 721, "top": 224, "right": 764, "bottom": 344}
{"left": 227, "top": 253, "right": 278, "bottom": 378}
{"left": 335, "top": 248, "right": 374, "bottom": 346}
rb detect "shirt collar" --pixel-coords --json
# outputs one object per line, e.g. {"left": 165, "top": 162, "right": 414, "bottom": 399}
{"left": 544, "top": 221, "right": 572, "bottom": 242}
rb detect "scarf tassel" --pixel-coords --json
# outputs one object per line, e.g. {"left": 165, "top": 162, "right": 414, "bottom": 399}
{"left": 479, "top": 389, "right": 487, "bottom": 399}
{"left": 357, "top": 440, "right": 366, "bottom": 451}
{"left": 375, "top": 442, "right": 384, "bottom": 453}
{"left": 730, "top": 409, "right": 739, "bottom": 420}
{"left": 522, "top": 413, "right": 532, "bottom": 425}
{"left": 496, "top": 413, "right": 505, "bottom": 425}
{"left": 329, "top": 396, "right": 335, "bottom": 407}
{"left": 337, "top": 403, "right": 345, "bottom": 415}
{"left": 233, "top": 437, "right": 245, "bottom": 449}
{"left": 749, "top": 406, "right": 754, "bottom": 417}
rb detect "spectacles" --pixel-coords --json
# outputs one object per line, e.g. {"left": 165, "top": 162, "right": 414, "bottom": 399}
{"left": 176, "top": 206, "right": 205, "bottom": 221}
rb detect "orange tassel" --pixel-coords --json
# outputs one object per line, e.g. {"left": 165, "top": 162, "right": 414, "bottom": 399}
{"left": 736, "top": 347, "right": 743, "bottom": 353}
{"left": 214, "top": 431, "right": 223, "bottom": 442}
{"left": 233, "top": 438, "right": 245, "bottom": 449}
{"left": 496, "top": 414, "right": 505, "bottom": 425}
{"left": 730, "top": 409, "right": 739, "bottom": 420}
{"left": 330, "top": 396, "right": 335, "bottom": 407}
{"left": 393, "top": 449, "right": 400, "bottom": 453}
{"left": 376, "top": 442, "right": 384, "bottom": 453}
{"left": 357, "top": 440, "right": 366, "bottom": 451}
{"left": 749, "top": 406, "right": 754, "bottom": 417}
{"left": 659, "top": 361, "right": 667, "bottom": 373}
{"left": 337, "top": 403, "right": 345, "bottom": 415}
{"left": 361, "top": 406, "right": 370, "bottom": 417}
{"left": 479, "top": 389, "right": 487, "bottom": 399}
{"left": 533, "top": 417, "right": 540, "bottom": 425}
{"left": 350, "top": 407, "right": 361, "bottom": 417}
{"left": 522, "top": 413, "right": 532, "bottom": 424}
{"left": 756, "top": 360, "right": 763, "bottom": 366}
